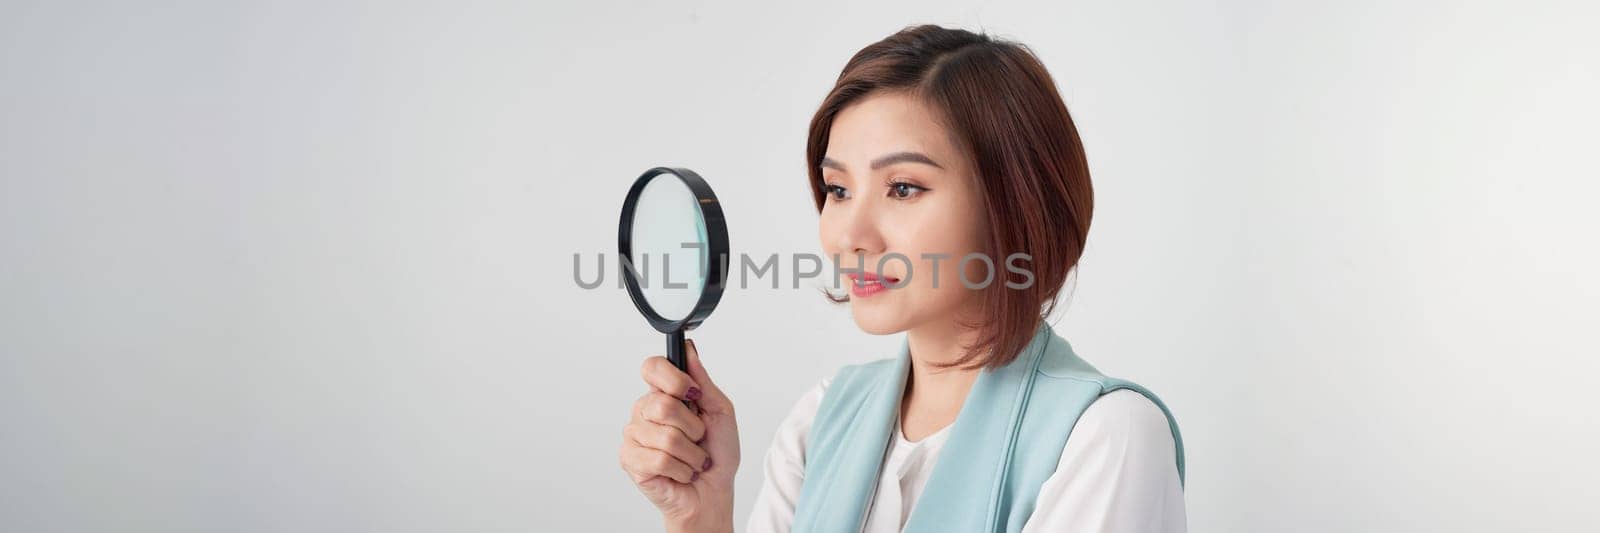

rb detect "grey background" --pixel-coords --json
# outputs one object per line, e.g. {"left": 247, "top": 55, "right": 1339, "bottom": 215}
{"left": 3, "top": 0, "right": 1597, "bottom": 531}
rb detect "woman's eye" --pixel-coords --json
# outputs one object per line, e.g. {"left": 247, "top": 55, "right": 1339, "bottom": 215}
{"left": 824, "top": 184, "right": 851, "bottom": 200}
{"left": 888, "top": 181, "right": 928, "bottom": 199}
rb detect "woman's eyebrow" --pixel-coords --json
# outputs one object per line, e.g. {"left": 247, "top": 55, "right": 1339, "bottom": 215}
{"left": 820, "top": 151, "right": 945, "bottom": 173}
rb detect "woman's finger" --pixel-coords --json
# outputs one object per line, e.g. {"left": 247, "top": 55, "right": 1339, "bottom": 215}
{"left": 626, "top": 419, "right": 710, "bottom": 475}
{"left": 640, "top": 355, "right": 702, "bottom": 402}
{"left": 638, "top": 391, "right": 707, "bottom": 443}
{"left": 620, "top": 431, "right": 698, "bottom": 484}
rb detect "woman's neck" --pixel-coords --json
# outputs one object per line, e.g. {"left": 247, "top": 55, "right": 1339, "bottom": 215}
{"left": 899, "top": 318, "right": 984, "bottom": 439}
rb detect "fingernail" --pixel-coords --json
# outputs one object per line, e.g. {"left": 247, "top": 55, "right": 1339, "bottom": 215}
{"left": 690, "top": 471, "right": 699, "bottom": 482}
{"left": 686, "top": 387, "right": 702, "bottom": 401}
{"left": 702, "top": 457, "right": 713, "bottom": 472}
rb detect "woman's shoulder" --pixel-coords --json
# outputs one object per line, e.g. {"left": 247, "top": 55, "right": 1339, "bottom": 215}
{"left": 1029, "top": 389, "right": 1187, "bottom": 531}
{"left": 1055, "top": 388, "right": 1182, "bottom": 492}
{"left": 1073, "top": 389, "right": 1175, "bottom": 446}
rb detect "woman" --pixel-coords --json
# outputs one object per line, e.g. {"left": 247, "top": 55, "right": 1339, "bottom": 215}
{"left": 618, "top": 25, "right": 1186, "bottom": 533}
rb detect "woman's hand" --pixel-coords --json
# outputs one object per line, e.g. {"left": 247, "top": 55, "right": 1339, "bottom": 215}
{"left": 619, "top": 338, "right": 740, "bottom": 533}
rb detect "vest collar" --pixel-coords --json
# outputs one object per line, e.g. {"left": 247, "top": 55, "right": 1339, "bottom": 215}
{"left": 837, "top": 321, "right": 1061, "bottom": 531}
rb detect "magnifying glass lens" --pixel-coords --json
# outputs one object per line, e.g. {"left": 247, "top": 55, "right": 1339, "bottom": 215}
{"left": 628, "top": 175, "right": 708, "bottom": 321}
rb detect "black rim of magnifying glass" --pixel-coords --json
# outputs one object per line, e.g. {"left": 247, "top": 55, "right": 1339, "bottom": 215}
{"left": 617, "top": 166, "right": 729, "bottom": 335}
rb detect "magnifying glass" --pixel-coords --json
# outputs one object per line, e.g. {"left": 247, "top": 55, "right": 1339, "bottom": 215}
{"left": 618, "top": 167, "right": 729, "bottom": 407}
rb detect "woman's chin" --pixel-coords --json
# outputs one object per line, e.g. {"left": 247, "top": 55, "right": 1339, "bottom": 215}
{"left": 849, "top": 306, "right": 907, "bottom": 336}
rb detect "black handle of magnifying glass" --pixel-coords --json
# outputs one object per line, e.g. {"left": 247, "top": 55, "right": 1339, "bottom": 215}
{"left": 666, "top": 329, "right": 694, "bottom": 410}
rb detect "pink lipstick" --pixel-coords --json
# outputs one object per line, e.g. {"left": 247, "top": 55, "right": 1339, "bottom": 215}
{"left": 848, "top": 272, "right": 899, "bottom": 298}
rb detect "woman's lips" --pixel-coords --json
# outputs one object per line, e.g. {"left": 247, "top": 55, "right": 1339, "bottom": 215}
{"left": 847, "top": 272, "right": 900, "bottom": 298}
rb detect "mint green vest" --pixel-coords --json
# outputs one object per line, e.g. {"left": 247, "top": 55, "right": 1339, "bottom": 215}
{"left": 791, "top": 322, "right": 1186, "bottom": 532}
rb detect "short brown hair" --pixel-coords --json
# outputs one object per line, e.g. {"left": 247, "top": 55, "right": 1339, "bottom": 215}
{"left": 806, "top": 25, "right": 1094, "bottom": 371}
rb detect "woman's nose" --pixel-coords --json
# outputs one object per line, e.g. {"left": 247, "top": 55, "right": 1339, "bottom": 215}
{"left": 833, "top": 204, "right": 886, "bottom": 259}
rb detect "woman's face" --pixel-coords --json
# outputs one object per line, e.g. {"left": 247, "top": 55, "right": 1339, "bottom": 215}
{"left": 818, "top": 91, "right": 990, "bottom": 335}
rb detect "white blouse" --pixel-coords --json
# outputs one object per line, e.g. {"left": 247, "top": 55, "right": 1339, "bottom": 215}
{"left": 745, "top": 375, "right": 1186, "bottom": 533}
